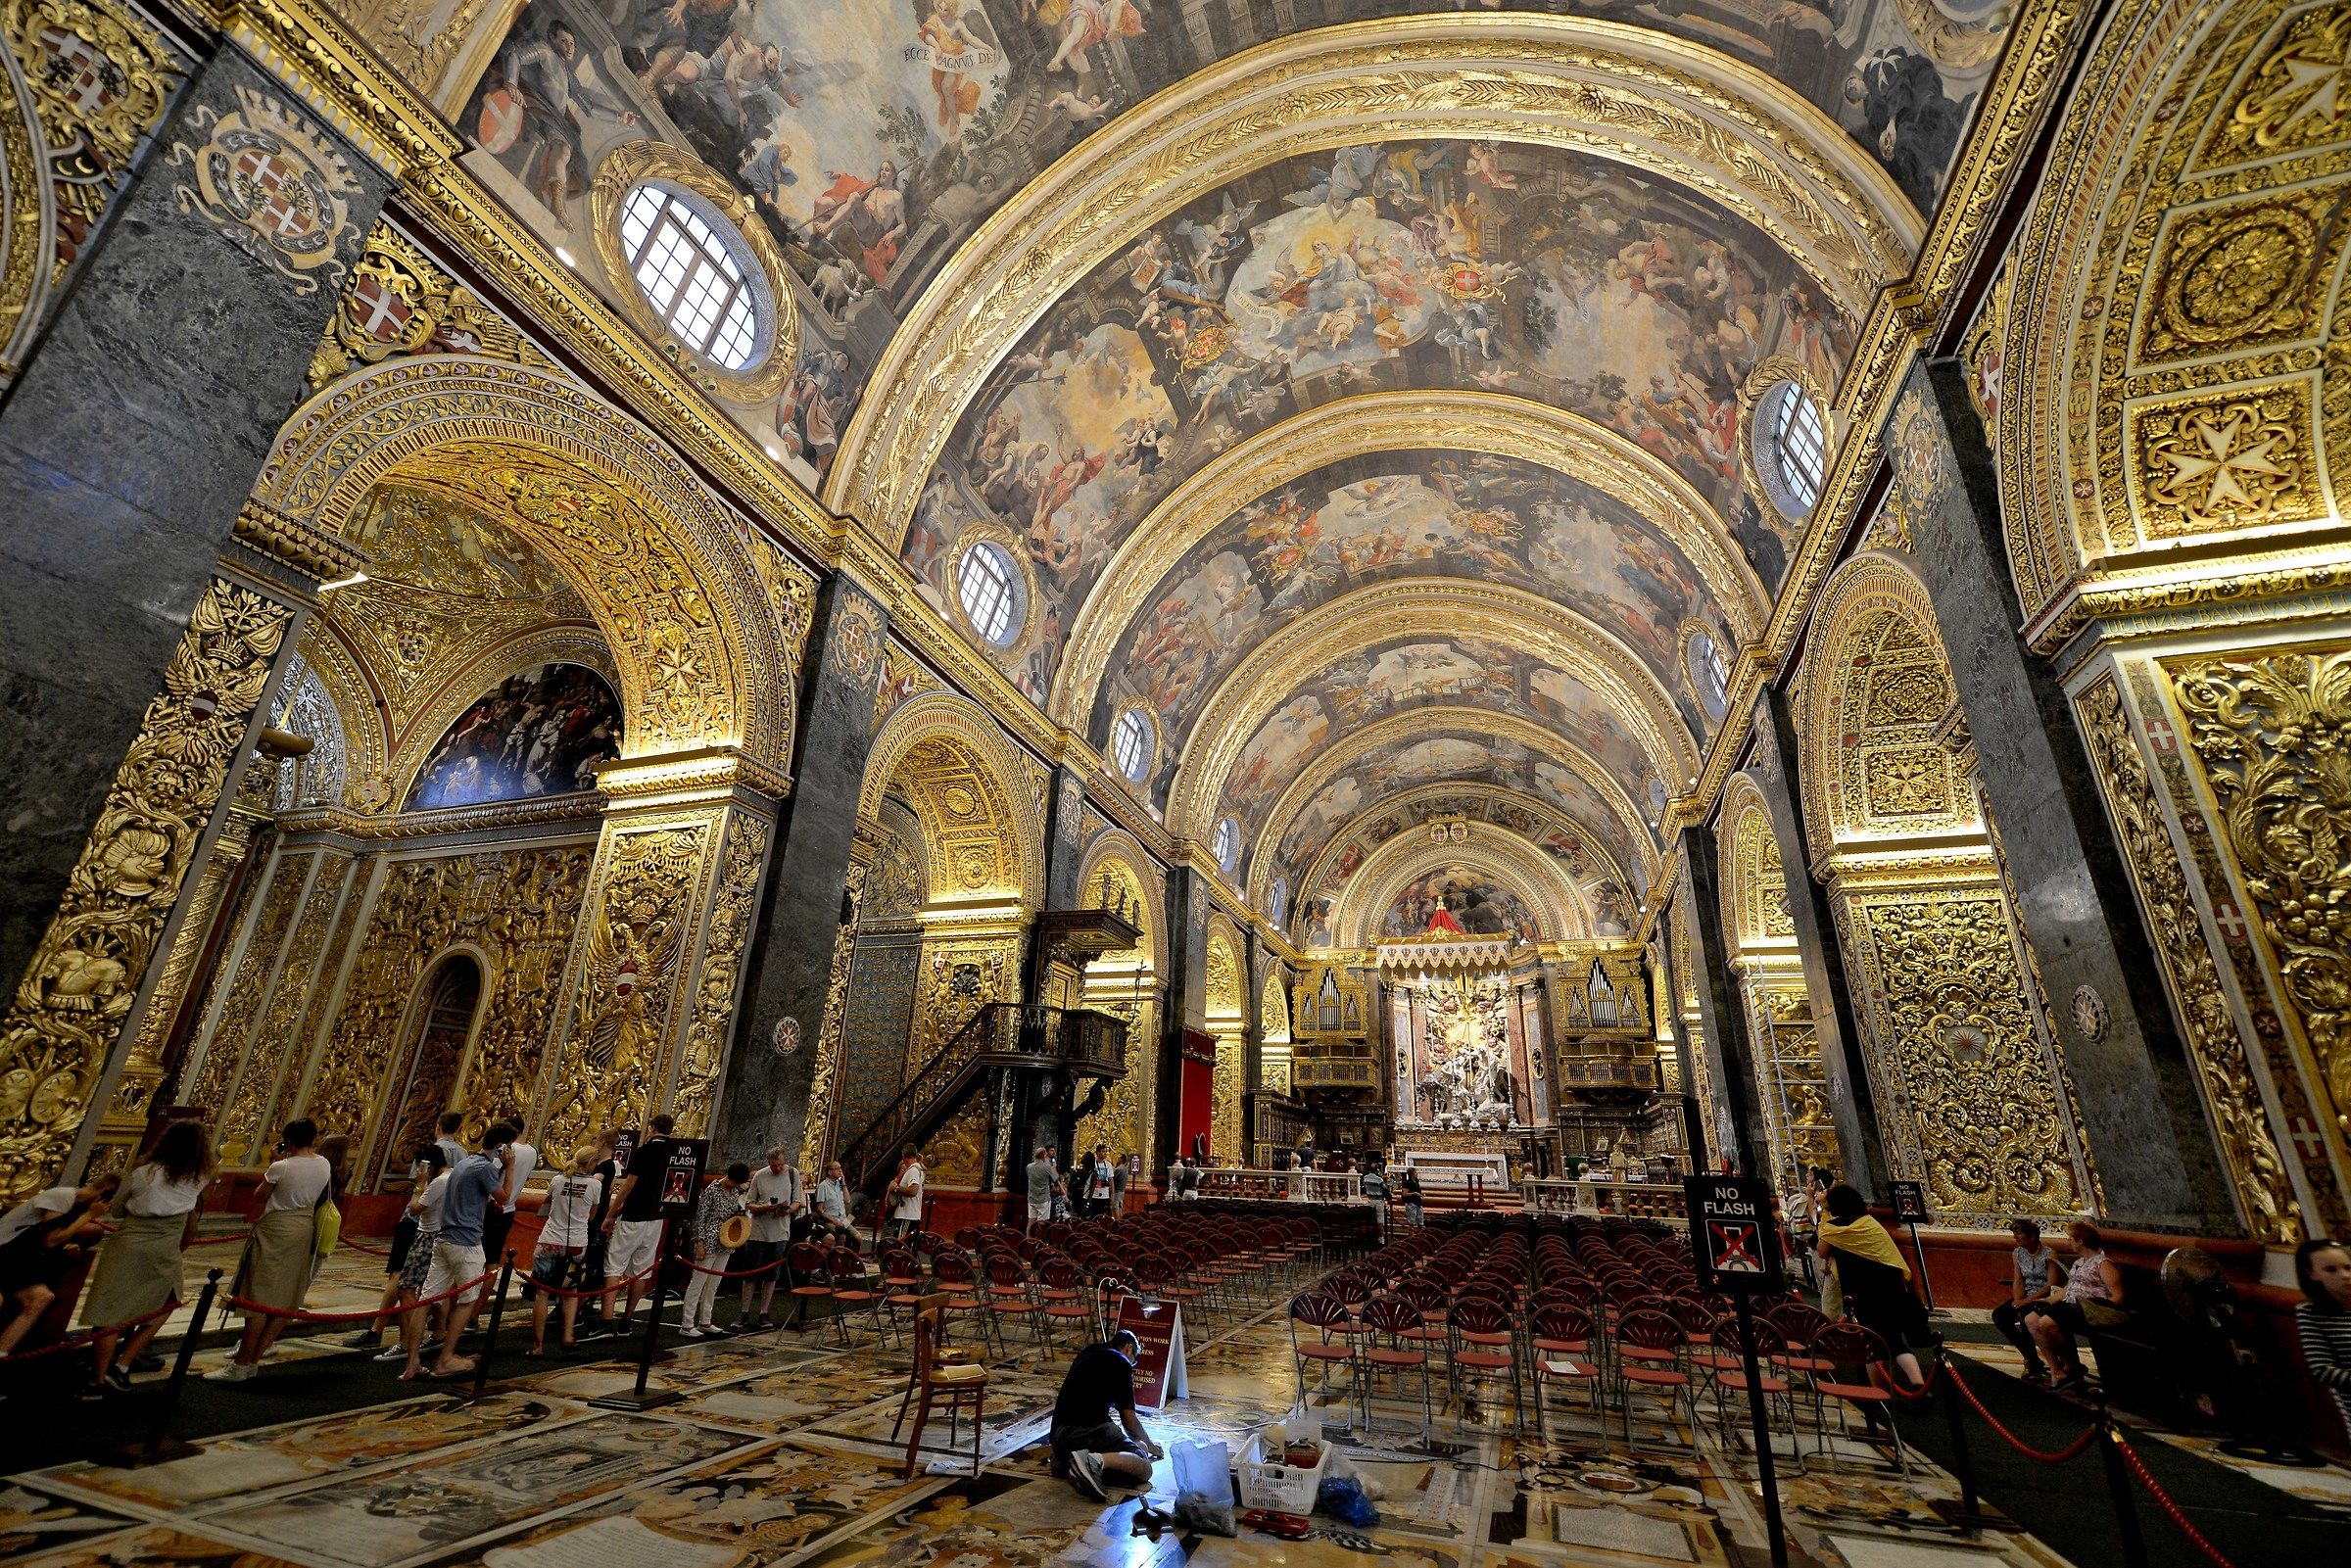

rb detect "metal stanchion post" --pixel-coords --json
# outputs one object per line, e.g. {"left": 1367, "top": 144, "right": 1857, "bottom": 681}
{"left": 470, "top": 1252, "right": 515, "bottom": 1403}
{"left": 2096, "top": 1413, "right": 2151, "bottom": 1568}
{"left": 1733, "top": 1293, "right": 1788, "bottom": 1568}
{"left": 111, "top": 1269, "right": 219, "bottom": 1467}
{"left": 1939, "top": 1364, "right": 1995, "bottom": 1532}
{"left": 594, "top": 1217, "right": 682, "bottom": 1410}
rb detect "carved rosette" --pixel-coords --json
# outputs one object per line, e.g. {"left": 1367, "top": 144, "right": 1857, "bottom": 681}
{"left": 2168, "top": 644, "right": 2351, "bottom": 1165}
{"left": 0, "top": 578, "right": 291, "bottom": 1198}
{"left": 2075, "top": 672, "right": 2302, "bottom": 1241}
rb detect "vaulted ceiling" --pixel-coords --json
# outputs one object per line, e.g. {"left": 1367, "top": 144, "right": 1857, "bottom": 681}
{"left": 447, "top": 0, "right": 2010, "bottom": 943}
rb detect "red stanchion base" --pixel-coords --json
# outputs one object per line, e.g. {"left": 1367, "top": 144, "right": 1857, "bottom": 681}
{"left": 587, "top": 1385, "right": 685, "bottom": 1411}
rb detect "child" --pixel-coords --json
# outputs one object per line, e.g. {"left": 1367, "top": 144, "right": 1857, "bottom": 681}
{"left": 0, "top": 1175, "right": 118, "bottom": 1356}
{"left": 349, "top": 1144, "right": 440, "bottom": 1351}
{"left": 530, "top": 1145, "right": 604, "bottom": 1354}
{"left": 680, "top": 1162, "right": 749, "bottom": 1338}
{"left": 397, "top": 1154, "right": 454, "bottom": 1380}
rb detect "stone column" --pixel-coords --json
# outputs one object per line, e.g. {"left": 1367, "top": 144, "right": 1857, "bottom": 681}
{"left": 1158, "top": 864, "right": 1209, "bottom": 1170}
{"left": 0, "top": 49, "right": 390, "bottom": 997}
{"left": 1746, "top": 689, "right": 1889, "bottom": 1192}
{"left": 1899, "top": 358, "right": 2234, "bottom": 1228}
{"left": 1678, "top": 832, "right": 1768, "bottom": 1174}
{"left": 720, "top": 577, "right": 889, "bottom": 1164}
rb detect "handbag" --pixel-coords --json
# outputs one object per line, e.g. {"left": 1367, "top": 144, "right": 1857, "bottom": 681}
{"left": 314, "top": 1193, "right": 342, "bottom": 1259}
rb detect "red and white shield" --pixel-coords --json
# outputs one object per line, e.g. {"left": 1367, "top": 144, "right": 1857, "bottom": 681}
{"left": 613, "top": 957, "right": 640, "bottom": 1001}
{"left": 348, "top": 274, "right": 416, "bottom": 341}
{"left": 38, "top": 28, "right": 120, "bottom": 117}
{"left": 477, "top": 87, "right": 524, "bottom": 156}
{"left": 231, "top": 147, "right": 315, "bottom": 241}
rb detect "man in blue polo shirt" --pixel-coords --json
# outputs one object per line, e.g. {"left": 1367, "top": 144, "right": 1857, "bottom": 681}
{"left": 417, "top": 1121, "right": 512, "bottom": 1379}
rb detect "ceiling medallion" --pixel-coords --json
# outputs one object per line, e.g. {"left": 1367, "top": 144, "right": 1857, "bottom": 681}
{"left": 772, "top": 1016, "right": 801, "bottom": 1056}
{"left": 2070, "top": 983, "right": 2110, "bottom": 1043}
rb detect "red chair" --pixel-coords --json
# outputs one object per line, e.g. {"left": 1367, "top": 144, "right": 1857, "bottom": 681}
{"left": 1448, "top": 1297, "right": 1524, "bottom": 1434}
{"left": 931, "top": 1250, "right": 999, "bottom": 1356}
{"left": 1038, "top": 1258, "right": 1094, "bottom": 1347}
{"left": 1609, "top": 1307, "right": 1693, "bottom": 1455}
{"left": 829, "top": 1246, "right": 881, "bottom": 1344}
{"left": 784, "top": 1242, "right": 835, "bottom": 1333}
{"left": 1289, "top": 1293, "right": 1356, "bottom": 1406}
{"left": 1707, "top": 1311, "right": 1796, "bottom": 1456}
{"left": 1808, "top": 1322, "right": 1909, "bottom": 1475}
{"left": 1529, "top": 1304, "right": 1604, "bottom": 1442}
{"left": 984, "top": 1253, "right": 1046, "bottom": 1351}
{"left": 1358, "top": 1295, "right": 1435, "bottom": 1443}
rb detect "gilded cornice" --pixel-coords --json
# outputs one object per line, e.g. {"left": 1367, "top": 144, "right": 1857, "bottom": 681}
{"left": 1051, "top": 390, "right": 1768, "bottom": 731}
{"left": 1335, "top": 820, "right": 1591, "bottom": 948}
{"left": 829, "top": 15, "right": 1921, "bottom": 546}
{"left": 2022, "top": 550, "right": 2351, "bottom": 657}
{"left": 273, "top": 790, "right": 607, "bottom": 841}
{"left": 1258, "top": 705, "right": 1655, "bottom": 903}
{"left": 1165, "top": 578, "right": 1700, "bottom": 841}
{"left": 210, "top": 0, "right": 462, "bottom": 173}
{"left": 234, "top": 499, "right": 367, "bottom": 584}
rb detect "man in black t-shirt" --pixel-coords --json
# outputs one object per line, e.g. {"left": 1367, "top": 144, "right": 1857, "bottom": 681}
{"left": 1049, "top": 1329, "right": 1161, "bottom": 1501}
{"left": 600, "top": 1114, "right": 674, "bottom": 1328}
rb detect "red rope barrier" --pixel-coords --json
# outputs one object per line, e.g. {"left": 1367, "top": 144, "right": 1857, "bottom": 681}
{"left": 1883, "top": 1361, "right": 1941, "bottom": 1400}
{"left": 522, "top": 1262, "right": 656, "bottom": 1300}
{"left": 226, "top": 1266, "right": 496, "bottom": 1323}
{"left": 2112, "top": 1430, "right": 2240, "bottom": 1568}
{"left": 1945, "top": 1363, "right": 2099, "bottom": 1464}
{"left": 340, "top": 1238, "right": 393, "bottom": 1257}
{"left": 680, "top": 1256, "right": 792, "bottom": 1280}
{"left": 0, "top": 1302, "right": 175, "bottom": 1364}
{"left": 188, "top": 1231, "right": 252, "bottom": 1247}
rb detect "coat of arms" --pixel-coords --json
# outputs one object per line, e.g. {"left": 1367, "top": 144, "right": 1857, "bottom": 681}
{"left": 169, "top": 86, "right": 360, "bottom": 294}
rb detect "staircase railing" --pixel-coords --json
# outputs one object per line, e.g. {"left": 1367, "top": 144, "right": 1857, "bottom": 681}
{"left": 839, "top": 1002, "right": 1127, "bottom": 1186}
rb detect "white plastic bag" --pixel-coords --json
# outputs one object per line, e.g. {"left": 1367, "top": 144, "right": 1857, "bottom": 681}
{"left": 1171, "top": 1438, "right": 1234, "bottom": 1508}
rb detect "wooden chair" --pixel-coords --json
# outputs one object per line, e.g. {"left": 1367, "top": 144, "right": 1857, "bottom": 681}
{"left": 891, "top": 1295, "right": 987, "bottom": 1478}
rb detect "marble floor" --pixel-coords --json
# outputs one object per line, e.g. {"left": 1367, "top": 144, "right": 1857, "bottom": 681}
{"left": 0, "top": 1282, "right": 2306, "bottom": 1568}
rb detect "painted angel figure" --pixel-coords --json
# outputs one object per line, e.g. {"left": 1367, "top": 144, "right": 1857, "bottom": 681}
{"left": 1038, "top": 0, "right": 1145, "bottom": 75}
{"left": 917, "top": 0, "right": 1000, "bottom": 138}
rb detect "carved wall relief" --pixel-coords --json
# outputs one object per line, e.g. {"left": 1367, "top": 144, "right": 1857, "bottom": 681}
{"left": 667, "top": 813, "right": 770, "bottom": 1137}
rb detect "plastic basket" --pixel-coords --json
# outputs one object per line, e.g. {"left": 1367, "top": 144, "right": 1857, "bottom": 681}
{"left": 1235, "top": 1431, "right": 1327, "bottom": 1514}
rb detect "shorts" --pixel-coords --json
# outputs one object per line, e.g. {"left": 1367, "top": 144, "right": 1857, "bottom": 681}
{"left": 530, "top": 1250, "right": 588, "bottom": 1293}
{"left": 399, "top": 1228, "right": 437, "bottom": 1294}
{"left": 605, "top": 1218, "right": 663, "bottom": 1284}
{"left": 732, "top": 1238, "right": 788, "bottom": 1278}
{"left": 384, "top": 1215, "right": 418, "bottom": 1276}
{"left": 422, "top": 1240, "right": 488, "bottom": 1306}
{"left": 1028, "top": 1201, "right": 1050, "bottom": 1222}
{"left": 1049, "top": 1420, "right": 1148, "bottom": 1476}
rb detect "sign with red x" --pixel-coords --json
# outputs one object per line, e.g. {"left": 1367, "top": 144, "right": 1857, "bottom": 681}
{"left": 1685, "top": 1174, "right": 1784, "bottom": 1294}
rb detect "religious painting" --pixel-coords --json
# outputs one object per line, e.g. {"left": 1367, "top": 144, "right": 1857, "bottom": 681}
{"left": 405, "top": 663, "right": 620, "bottom": 811}
{"left": 1381, "top": 869, "right": 1541, "bottom": 941}
{"left": 1100, "top": 451, "right": 1725, "bottom": 804}
{"left": 1221, "top": 635, "right": 1663, "bottom": 850}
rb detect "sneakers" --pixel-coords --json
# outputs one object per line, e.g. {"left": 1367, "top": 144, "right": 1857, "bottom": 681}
{"left": 1067, "top": 1449, "right": 1108, "bottom": 1503}
{"left": 678, "top": 1325, "right": 705, "bottom": 1339}
{"left": 75, "top": 1383, "right": 105, "bottom": 1402}
{"left": 751, "top": 1314, "right": 773, "bottom": 1332}
{"left": 204, "top": 1361, "right": 258, "bottom": 1383}
{"left": 104, "top": 1365, "right": 133, "bottom": 1392}
{"left": 373, "top": 1345, "right": 407, "bottom": 1362}
{"left": 342, "top": 1329, "right": 383, "bottom": 1350}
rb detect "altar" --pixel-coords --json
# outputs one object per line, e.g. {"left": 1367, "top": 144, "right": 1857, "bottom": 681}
{"left": 1397, "top": 1148, "right": 1512, "bottom": 1191}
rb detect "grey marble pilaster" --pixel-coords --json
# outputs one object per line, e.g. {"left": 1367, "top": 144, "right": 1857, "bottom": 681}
{"left": 1902, "top": 357, "right": 2232, "bottom": 1229}
{"left": 0, "top": 49, "right": 390, "bottom": 997}
{"left": 1745, "top": 689, "right": 1889, "bottom": 1192}
{"left": 1679, "top": 832, "right": 1769, "bottom": 1175}
{"left": 719, "top": 578, "right": 888, "bottom": 1163}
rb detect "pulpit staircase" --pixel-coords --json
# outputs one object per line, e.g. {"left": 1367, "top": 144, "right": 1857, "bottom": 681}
{"left": 839, "top": 1001, "right": 1128, "bottom": 1201}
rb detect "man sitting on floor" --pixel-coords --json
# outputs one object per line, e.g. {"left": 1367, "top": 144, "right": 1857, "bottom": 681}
{"left": 1049, "top": 1327, "right": 1163, "bottom": 1501}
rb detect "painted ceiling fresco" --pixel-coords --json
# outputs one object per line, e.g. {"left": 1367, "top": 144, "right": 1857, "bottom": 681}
{"left": 459, "top": 0, "right": 1996, "bottom": 491}
{"left": 1222, "top": 633, "right": 1661, "bottom": 844}
{"left": 912, "top": 136, "right": 1825, "bottom": 644}
{"left": 1093, "top": 451, "right": 1721, "bottom": 802}
{"left": 1273, "top": 728, "right": 1649, "bottom": 923}
{"left": 1380, "top": 870, "right": 1543, "bottom": 942}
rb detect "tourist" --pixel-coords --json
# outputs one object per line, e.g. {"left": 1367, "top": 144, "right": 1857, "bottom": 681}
{"left": 2024, "top": 1219, "right": 2126, "bottom": 1394}
{"left": 482, "top": 1115, "right": 536, "bottom": 1267}
{"left": 602, "top": 1114, "right": 675, "bottom": 1329}
{"left": 1026, "top": 1148, "right": 1055, "bottom": 1231}
{"left": 415, "top": 1120, "right": 513, "bottom": 1379}
{"left": 80, "top": 1120, "right": 212, "bottom": 1397}
{"left": 1050, "top": 1167, "right": 1070, "bottom": 1221}
{"left": 579, "top": 1129, "right": 622, "bottom": 1336}
{"left": 348, "top": 1143, "right": 439, "bottom": 1352}
{"left": 0, "top": 1172, "right": 117, "bottom": 1357}
{"left": 739, "top": 1146, "right": 802, "bottom": 1327}
{"left": 681, "top": 1161, "right": 748, "bottom": 1338}
{"left": 1110, "top": 1151, "right": 1128, "bottom": 1213}
{"left": 209, "top": 1119, "right": 333, "bottom": 1381}
{"left": 1049, "top": 1327, "right": 1163, "bottom": 1501}
{"left": 1815, "top": 1183, "right": 1932, "bottom": 1391}
{"left": 529, "top": 1144, "right": 602, "bottom": 1354}
{"left": 887, "top": 1152, "right": 925, "bottom": 1241}
{"left": 811, "top": 1160, "right": 857, "bottom": 1246}
{"left": 432, "top": 1111, "right": 467, "bottom": 1170}
{"left": 1084, "top": 1145, "right": 1112, "bottom": 1217}
{"left": 1401, "top": 1166, "right": 1424, "bottom": 1226}
{"left": 393, "top": 1149, "right": 452, "bottom": 1375}
{"left": 2293, "top": 1238, "right": 2351, "bottom": 1432}
{"left": 1991, "top": 1218, "right": 2060, "bottom": 1384}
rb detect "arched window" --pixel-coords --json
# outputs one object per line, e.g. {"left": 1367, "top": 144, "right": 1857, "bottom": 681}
{"left": 619, "top": 184, "right": 760, "bottom": 369}
{"left": 1755, "top": 379, "right": 1827, "bottom": 517}
{"left": 1111, "top": 709, "right": 1153, "bottom": 783}
{"left": 957, "top": 540, "right": 1021, "bottom": 646}
{"left": 1214, "top": 816, "right": 1241, "bottom": 875}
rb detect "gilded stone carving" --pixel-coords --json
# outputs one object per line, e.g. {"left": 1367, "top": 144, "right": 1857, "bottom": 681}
{"left": 2135, "top": 387, "right": 2316, "bottom": 535}
{"left": 185, "top": 851, "right": 307, "bottom": 1121}
{"left": 668, "top": 814, "right": 769, "bottom": 1137}
{"left": 218, "top": 853, "right": 349, "bottom": 1164}
{"left": 799, "top": 856, "right": 866, "bottom": 1171}
{"left": 541, "top": 821, "right": 711, "bottom": 1157}
{"left": 309, "top": 221, "right": 549, "bottom": 390}
{"left": 0, "top": 0, "right": 179, "bottom": 292}
{"left": 1842, "top": 881, "right": 2084, "bottom": 1215}
{"left": 918, "top": 1092, "right": 990, "bottom": 1187}
{"left": 2076, "top": 675, "right": 2300, "bottom": 1240}
{"left": 1862, "top": 747, "right": 1952, "bottom": 817}
{"left": 2169, "top": 644, "right": 2351, "bottom": 1152}
{"left": 861, "top": 695, "right": 1042, "bottom": 907}
{"left": 301, "top": 844, "right": 593, "bottom": 1170}
{"left": 2143, "top": 188, "right": 2341, "bottom": 363}
{"left": 1803, "top": 560, "right": 1977, "bottom": 847}
{"left": 2214, "top": 2, "right": 2351, "bottom": 163}
{"left": 0, "top": 579, "right": 291, "bottom": 1198}
{"left": 168, "top": 84, "right": 362, "bottom": 294}
{"left": 337, "top": 0, "right": 502, "bottom": 105}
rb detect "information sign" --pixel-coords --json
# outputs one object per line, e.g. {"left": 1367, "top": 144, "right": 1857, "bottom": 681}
{"left": 658, "top": 1137, "right": 710, "bottom": 1212}
{"left": 1684, "top": 1174, "right": 1783, "bottom": 1293}
{"left": 1890, "top": 1179, "right": 1931, "bottom": 1224}
{"left": 1116, "top": 1296, "right": 1188, "bottom": 1409}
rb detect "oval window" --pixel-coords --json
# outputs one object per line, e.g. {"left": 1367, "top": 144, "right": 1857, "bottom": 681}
{"left": 1111, "top": 709, "right": 1153, "bottom": 783}
{"left": 619, "top": 183, "right": 762, "bottom": 370}
{"left": 1754, "top": 379, "right": 1827, "bottom": 518}
{"left": 1214, "top": 815, "right": 1242, "bottom": 875}
{"left": 957, "top": 540, "right": 1022, "bottom": 647}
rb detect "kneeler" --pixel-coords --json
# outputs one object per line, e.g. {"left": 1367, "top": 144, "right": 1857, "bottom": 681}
{"left": 890, "top": 1293, "right": 987, "bottom": 1478}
